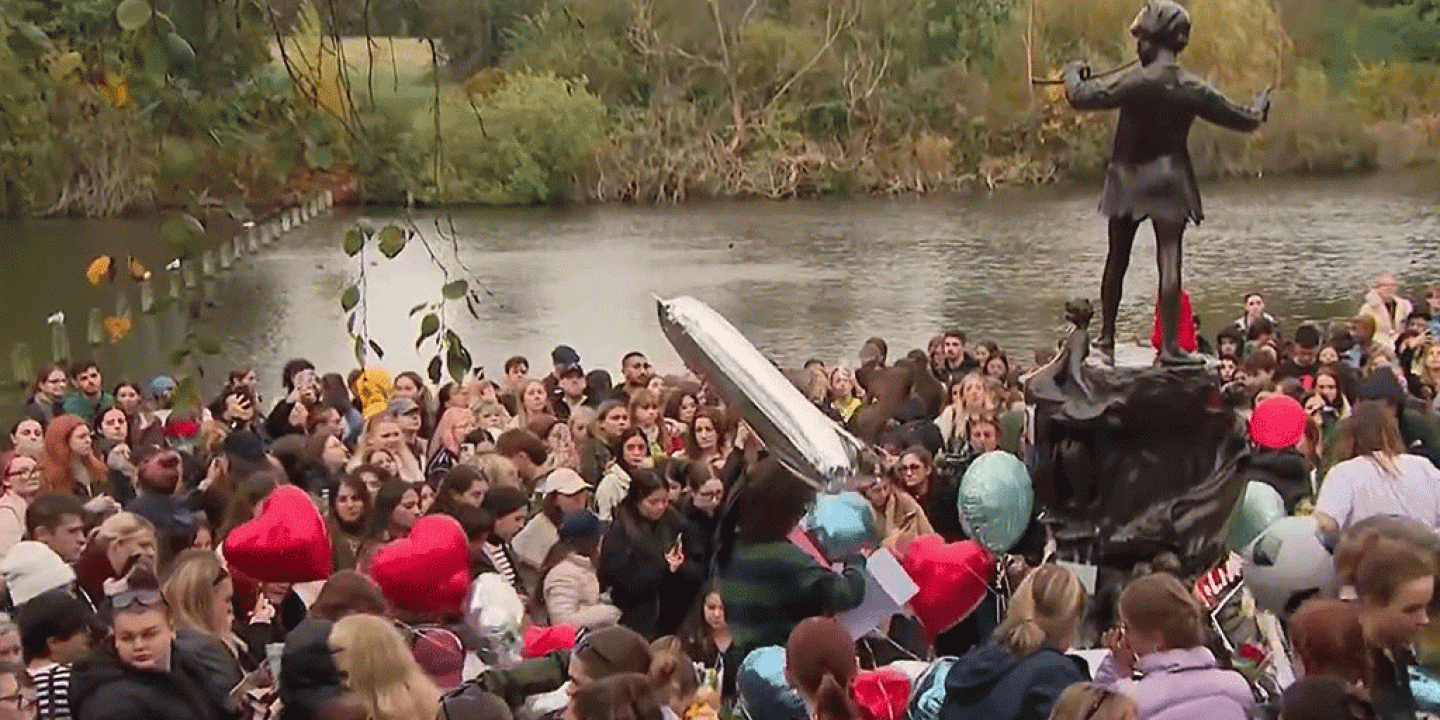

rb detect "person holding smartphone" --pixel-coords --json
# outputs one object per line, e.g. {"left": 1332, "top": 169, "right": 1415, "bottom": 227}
{"left": 598, "top": 470, "right": 697, "bottom": 640}
{"left": 266, "top": 361, "right": 319, "bottom": 440}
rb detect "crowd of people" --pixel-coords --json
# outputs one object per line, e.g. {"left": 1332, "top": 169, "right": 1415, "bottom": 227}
{"left": 0, "top": 273, "right": 1437, "bottom": 720}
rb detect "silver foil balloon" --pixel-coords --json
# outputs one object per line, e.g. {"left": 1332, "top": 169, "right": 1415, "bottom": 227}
{"left": 656, "top": 295, "right": 866, "bottom": 492}
{"left": 464, "top": 573, "right": 525, "bottom": 666}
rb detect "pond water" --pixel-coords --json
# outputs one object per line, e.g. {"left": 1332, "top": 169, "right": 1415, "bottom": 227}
{"left": 1, "top": 173, "right": 1438, "bottom": 402}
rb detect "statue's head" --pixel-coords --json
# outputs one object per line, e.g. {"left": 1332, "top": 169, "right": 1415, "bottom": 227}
{"left": 1065, "top": 298, "right": 1094, "bottom": 327}
{"left": 1129, "top": 0, "right": 1191, "bottom": 60}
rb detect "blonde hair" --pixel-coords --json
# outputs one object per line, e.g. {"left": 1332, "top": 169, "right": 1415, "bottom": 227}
{"left": 472, "top": 452, "right": 520, "bottom": 490}
{"left": 992, "top": 564, "right": 1088, "bottom": 657}
{"left": 349, "top": 414, "right": 422, "bottom": 483}
{"left": 1047, "top": 683, "right": 1137, "bottom": 720}
{"left": 96, "top": 512, "right": 156, "bottom": 551}
{"left": 162, "top": 550, "right": 241, "bottom": 651}
{"left": 330, "top": 614, "right": 440, "bottom": 720}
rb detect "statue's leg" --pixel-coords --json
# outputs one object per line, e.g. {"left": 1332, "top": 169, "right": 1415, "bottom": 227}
{"left": 1099, "top": 216, "right": 1140, "bottom": 364}
{"left": 1155, "top": 219, "right": 1204, "bottom": 366}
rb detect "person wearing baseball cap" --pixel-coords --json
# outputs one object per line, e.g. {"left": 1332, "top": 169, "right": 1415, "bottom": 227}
{"left": 512, "top": 469, "right": 593, "bottom": 590}
{"left": 544, "top": 345, "right": 582, "bottom": 407}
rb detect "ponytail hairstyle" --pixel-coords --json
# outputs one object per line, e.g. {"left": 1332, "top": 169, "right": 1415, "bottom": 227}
{"left": 1119, "top": 573, "right": 1205, "bottom": 651}
{"left": 648, "top": 636, "right": 700, "bottom": 710}
{"left": 785, "top": 617, "right": 860, "bottom": 720}
{"left": 567, "top": 673, "right": 667, "bottom": 720}
{"left": 993, "top": 564, "right": 1089, "bottom": 658}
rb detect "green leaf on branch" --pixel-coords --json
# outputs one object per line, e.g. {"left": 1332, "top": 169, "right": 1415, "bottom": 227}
{"left": 196, "top": 332, "right": 222, "bottom": 355}
{"left": 164, "top": 32, "right": 194, "bottom": 70}
{"left": 416, "top": 313, "right": 440, "bottom": 349}
{"left": 408, "top": 302, "right": 429, "bottom": 317}
{"left": 340, "top": 285, "right": 360, "bottom": 312}
{"left": 377, "top": 225, "right": 408, "bottom": 258}
{"left": 16, "top": 24, "right": 52, "bottom": 54}
{"left": 446, "top": 340, "right": 473, "bottom": 384}
{"left": 168, "top": 347, "right": 190, "bottom": 368}
{"left": 353, "top": 336, "right": 366, "bottom": 366}
{"left": 427, "top": 355, "right": 443, "bottom": 385}
{"left": 172, "top": 376, "right": 199, "bottom": 411}
{"left": 160, "top": 212, "right": 204, "bottom": 249}
{"left": 343, "top": 228, "right": 364, "bottom": 256}
{"left": 369, "top": 340, "right": 385, "bottom": 360}
{"left": 116, "top": 0, "right": 152, "bottom": 31}
{"left": 441, "top": 279, "right": 468, "bottom": 300}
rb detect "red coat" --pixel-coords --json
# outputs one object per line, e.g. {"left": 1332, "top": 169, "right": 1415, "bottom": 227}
{"left": 1152, "top": 290, "right": 1199, "bottom": 353}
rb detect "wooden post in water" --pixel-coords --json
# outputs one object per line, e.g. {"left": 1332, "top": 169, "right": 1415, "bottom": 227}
{"left": 140, "top": 277, "right": 155, "bottom": 314}
{"left": 10, "top": 343, "right": 33, "bottom": 387}
{"left": 86, "top": 308, "right": 103, "bottom": 347}
{"left": 220, "top": 238, "right": 234, "bottom": 270}
{"left": 48, "top": 313, "right": 70, "bottom": 363}
{"left": 201, "top": 249, "right": 217, "bottom": 278}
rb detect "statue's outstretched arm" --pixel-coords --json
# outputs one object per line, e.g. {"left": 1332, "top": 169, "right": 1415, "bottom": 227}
{"left": 1063, "top": 62, "right": 1134, "bottom": 110}
{"left": 1185, "top": 75, "right": 1270, "bottom": 133}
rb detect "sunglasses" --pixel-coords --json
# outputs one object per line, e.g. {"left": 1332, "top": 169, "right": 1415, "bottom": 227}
{"left": 574, "top": 631, "right": 617, "bottom": 667}
{"left": 110, "top": 588, "right": 165, "bottom": 611}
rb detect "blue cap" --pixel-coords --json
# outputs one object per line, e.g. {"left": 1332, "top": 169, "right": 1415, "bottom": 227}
{"left": 558, "top": 509, "right": 602, "bottom": 542}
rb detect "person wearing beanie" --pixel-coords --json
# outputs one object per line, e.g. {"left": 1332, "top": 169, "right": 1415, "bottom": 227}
{"left": 1354, "top": 370, "right": 1440, "bottom": 469}
{"left": 544, "top": 346, "right": 582, "bottom": 404}
{"left": 0, "top": 542, "right": 75, "bottom": 608}
{"left": 540, "top": 509, "right": 620, "bottom": 629}
{"left": 476, "top": 488, "right": 530, "bottom": 597}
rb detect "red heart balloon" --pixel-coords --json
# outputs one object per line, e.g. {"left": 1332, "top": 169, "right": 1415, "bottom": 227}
{"left": 901, "top": 534, "right": 994, "bottom": 639}
{"left": 370, "top": 515, "right": 470, "bottom": 615}
{"left": 222, "top": 485, "right": 331, "bottom": 583}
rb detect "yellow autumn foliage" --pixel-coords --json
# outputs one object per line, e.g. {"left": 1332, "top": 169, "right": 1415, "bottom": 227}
{"left": 279, "top": 1, "right": 349, "bottom": 121}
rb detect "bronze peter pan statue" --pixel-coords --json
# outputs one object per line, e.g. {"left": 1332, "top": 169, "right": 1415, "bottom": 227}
{"left": 1065, "top": 0, "right": 1271, "bottom": 366}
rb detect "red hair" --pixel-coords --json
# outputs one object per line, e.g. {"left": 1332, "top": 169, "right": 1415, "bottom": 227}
{"left": 1289, "top": 600, "right": 1370, "bottom": 685}
{"left": 39, "top": 415, "right": 106, "bottom": 496}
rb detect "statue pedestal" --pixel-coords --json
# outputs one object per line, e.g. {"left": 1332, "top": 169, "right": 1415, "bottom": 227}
{"left": 1027, "top": 355, "right": 1248, "bottom": 577}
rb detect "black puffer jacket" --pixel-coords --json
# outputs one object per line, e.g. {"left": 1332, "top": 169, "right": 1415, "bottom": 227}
{"left": 69, "top": 644, "right": 222, "bottom": 720}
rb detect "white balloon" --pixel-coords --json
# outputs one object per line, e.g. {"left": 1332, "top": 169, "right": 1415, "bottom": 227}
{"left": 1241, "top": 515, "right": 1337, "bottom": 617}
{"left": 656, "top": 295, "right": 868, "bottom": 492}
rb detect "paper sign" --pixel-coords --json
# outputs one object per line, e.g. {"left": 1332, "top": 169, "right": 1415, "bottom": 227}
{"left": 1058, "top": 560, "right": 1098, "bottom": 596}
{"left": 837, "top": 549, "right": 920, "bottom": 640}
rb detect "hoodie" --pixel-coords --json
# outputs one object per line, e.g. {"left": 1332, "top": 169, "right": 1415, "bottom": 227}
{"left": 940, "top": 644, "right": 1089, "bottom": 720}
{"left": 69, "top": 645, "right": 221, "bottom": 720}
{"left": 279, "top": 619, "right": 343, "bottom": 720}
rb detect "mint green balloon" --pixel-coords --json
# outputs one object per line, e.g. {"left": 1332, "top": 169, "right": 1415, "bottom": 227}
{"left": 958, "top": 451, "right": 1034, "bottom": 555}
{"left": 1227, "top": 481, "right": 1286, "bottom": 552}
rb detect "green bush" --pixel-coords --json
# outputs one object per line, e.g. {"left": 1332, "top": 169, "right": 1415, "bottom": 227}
{"left": 420, "top": 72, "right": 607, "bottom": 204}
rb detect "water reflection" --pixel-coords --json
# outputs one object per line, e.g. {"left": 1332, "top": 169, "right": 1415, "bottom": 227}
{"left": 1, "top": 174, "right": 1438, "bottom": 402}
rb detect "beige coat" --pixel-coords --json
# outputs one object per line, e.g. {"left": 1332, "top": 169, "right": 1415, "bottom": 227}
{"left": 543, "top": 554, "right": 622, "bottom": 629}
{"left": 872, "top": 487, "right": 933, "bottom": 551}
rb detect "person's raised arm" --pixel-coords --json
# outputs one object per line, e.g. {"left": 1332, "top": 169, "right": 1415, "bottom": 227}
{"left": 1189, "top": 77, "right": 1269, "bottom": 133}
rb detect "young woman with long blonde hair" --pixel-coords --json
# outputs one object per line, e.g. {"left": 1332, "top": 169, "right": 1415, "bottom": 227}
{"left": 329, "top": 613, "right": 441, "bottom": 720}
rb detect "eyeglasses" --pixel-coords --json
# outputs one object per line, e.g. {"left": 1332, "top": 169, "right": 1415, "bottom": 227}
{"left": 4, "top": 468, "right": 38, "bottom": 480}
{"left": 110, "top": 588, "right": 165, "bottom": 611}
